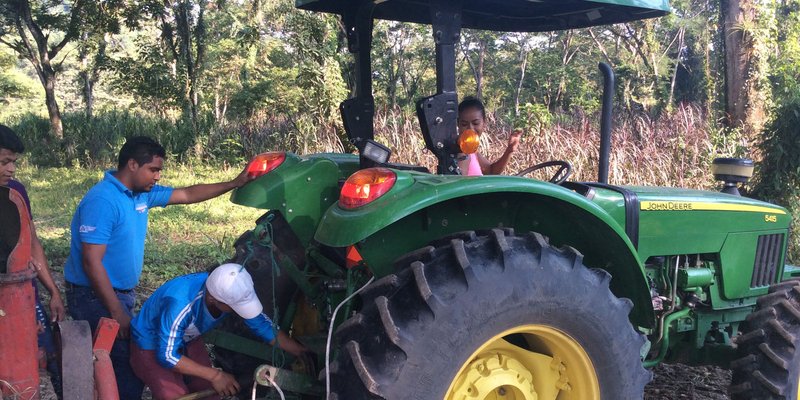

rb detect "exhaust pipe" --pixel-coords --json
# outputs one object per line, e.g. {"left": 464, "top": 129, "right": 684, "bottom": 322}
{"left": 598, "top": 62, "right": 614, "bottom": 184}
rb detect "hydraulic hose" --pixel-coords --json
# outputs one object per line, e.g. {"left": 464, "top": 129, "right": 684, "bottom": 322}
{"left": 643, "top": 307, "right": 692, "bottom": 368}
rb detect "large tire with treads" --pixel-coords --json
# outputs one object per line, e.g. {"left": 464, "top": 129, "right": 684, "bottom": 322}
{"left": 730, "top": 279, "right": 800, "bottom": 399}
{"left": 330, "top": 229, "right": 651, "bottom": 399}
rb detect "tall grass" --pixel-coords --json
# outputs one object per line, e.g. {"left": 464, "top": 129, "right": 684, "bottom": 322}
{"left": 9, "top": 104, "right": 735, "bottom": 191}
{"left": 10, "top": 111, "right": 198, "bottom": 167}
{"left": 9, "top": 110, "right": 351, "bottom": 168}
{"left": 377, "top": 103, "right": 727, "bottom": 189}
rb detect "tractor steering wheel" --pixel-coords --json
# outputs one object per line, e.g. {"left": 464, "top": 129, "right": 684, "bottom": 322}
{"left": 515, "top": 160, "right": 573, "bottom": 184}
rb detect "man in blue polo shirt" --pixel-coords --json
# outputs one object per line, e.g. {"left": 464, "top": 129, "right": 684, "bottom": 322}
{"left": 130, "top": 263, "right": 308, "bottom": 399}
{"left": 64, "top": 136, "right": 254, "bottom": 400}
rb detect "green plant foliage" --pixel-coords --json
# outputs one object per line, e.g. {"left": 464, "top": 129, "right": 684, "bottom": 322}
{"left": 109, "top": 37, "right": 185, "bottom": 111}
{"left": 750, "top": 98, "right": 800, "bottom": 263}
{"left": 0, "top": 48, "right": 36, "bottom": 102}
{"left": 767, "top": 0, "right": 800, "bottom": 102}
{"left": 510, "top": 103, "right": 552, "bottom": 133}
{"left": 11, "top": 110, "right": 198, "bottom": 167}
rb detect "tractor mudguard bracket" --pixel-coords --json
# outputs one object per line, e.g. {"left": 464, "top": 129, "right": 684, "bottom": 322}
{"left": 340, "top": 0, "right": 376, "bottom": 155}
{"left": 416, "top": 0, "right": 463, "bottom": 175}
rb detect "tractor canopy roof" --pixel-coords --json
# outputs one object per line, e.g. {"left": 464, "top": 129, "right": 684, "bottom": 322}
{"left": 296, "top": 0, "right": 670, "bottom": 32}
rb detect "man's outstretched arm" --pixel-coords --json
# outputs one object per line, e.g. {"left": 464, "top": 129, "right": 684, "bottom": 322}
{"left": 167, "top": 167, "right": 254, "bottom": 205}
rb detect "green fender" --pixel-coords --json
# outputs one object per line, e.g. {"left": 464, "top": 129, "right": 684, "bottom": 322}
{"left": 230, "top": 152, "right": 360, "bottom": 246}
{"left": 315, "top": 171, "right": 656, "bottom": 327}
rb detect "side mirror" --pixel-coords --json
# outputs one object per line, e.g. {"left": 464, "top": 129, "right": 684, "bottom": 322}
{"left": 458, "top": 129, "right": 480, "bottom": 154}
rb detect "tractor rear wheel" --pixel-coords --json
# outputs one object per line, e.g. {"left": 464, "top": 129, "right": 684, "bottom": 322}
{"left": 329, "top": 229, "right": 651, "bottom": 399}
{"left": 730, "top": 279, "right": 800, "bottom": 399}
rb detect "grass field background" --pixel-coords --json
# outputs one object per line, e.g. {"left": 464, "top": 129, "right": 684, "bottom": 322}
{"left": 16, "top": 163, "right": 264, "bottom": 296}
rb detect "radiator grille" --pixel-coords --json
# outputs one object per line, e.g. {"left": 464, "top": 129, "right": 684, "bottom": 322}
{"left": 751, "top": 233, "right": 785, "bottom": 288}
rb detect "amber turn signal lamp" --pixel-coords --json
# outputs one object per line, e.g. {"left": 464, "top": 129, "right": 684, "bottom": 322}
{"left": 458, "top": 129, "right": 480, "bottom": 154}
{"left": 246, "top": 152, "right": 286, "bottom": 179}
{"left": 339, "top": 168, "right": 397, "bottom": 209}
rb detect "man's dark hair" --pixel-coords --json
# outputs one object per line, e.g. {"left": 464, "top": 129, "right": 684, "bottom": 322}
{"left": 0, "top": 125, "right": 25, "bottom": 153}
{"left": 458, "top": 96, "right": 486, "bottom": 119}
{"left": 118, "top": 136, "right": 166, "bottom": 170}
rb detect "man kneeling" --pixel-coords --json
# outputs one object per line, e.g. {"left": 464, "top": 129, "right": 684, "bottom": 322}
{"left": 130, "top": 263, "right": 308, "bottom": 399}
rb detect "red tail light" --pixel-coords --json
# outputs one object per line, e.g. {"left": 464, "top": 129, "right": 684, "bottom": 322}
{"left": 340, "top": 168, "right": 397, "bottom": 209}
{"left": 246, "top": 152, "right": 286, "bottom": 178}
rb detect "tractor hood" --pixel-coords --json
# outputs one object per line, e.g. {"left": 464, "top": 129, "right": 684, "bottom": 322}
{"left": 593, "top": 185, "right": 792, "bottom": 267}
{"left": 630, "top": 186, "right": 789, "bottom": 216}
{"left": 296, "top": 0, "right": 670, "bottom": 32}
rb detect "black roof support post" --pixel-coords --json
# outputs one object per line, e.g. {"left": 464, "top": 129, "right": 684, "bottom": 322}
{"left": 340, "top": 1, "right": 376, "bottom": 166}
{"left": 416, "top": 0, "right": 463, "bottom": 175}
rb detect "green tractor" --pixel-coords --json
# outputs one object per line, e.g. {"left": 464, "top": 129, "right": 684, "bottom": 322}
{"left": 205, "top": 1, "right": 800, "bottom": 399}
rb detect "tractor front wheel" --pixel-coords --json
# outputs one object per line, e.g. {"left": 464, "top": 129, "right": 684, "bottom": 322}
{"left": 731, "top": 279, "right": 800, "bottom": 399}
{"left": 330, "top": 229, "right": 651, "bottom": 399}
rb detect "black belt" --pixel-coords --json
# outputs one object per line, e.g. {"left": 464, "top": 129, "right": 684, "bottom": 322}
{"left": 66, "top": 282, "right": 134, "bottom": 294}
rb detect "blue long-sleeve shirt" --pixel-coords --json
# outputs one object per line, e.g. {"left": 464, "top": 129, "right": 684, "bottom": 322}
{"left": 131, "top": 272, "right": 276, "bottom": 368}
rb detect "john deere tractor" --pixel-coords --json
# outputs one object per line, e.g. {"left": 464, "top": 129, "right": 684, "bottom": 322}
{"left": 205, "top": 1, "right": 800, "bottom": 399}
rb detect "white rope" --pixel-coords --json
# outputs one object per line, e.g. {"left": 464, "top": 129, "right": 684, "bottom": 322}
{"left": 0, "top": 379, "right": 37, "bottom": 398}
{"left": 250, "top": 370, "right": 286, "bottom": 400}
{"left": 325, "top": 276, "right": 376, "bottom": 400}
{"left": 264, "top": 371, "right": 286, "bottom": 400}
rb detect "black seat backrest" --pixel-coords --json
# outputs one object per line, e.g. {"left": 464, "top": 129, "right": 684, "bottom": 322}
{"left": 0, "top": 186, "right": 21, "bottom": 274}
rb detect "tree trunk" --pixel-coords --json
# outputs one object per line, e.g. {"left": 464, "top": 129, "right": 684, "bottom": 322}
{"left": 476, "top": 38, "right": 485, "bottom": 99}
{"left": 82, "top": 75, "right": 94, "bottom": 118}
{"left": 514, "top": 45, "right": 528, "bottom": 116}
{"left": 42, "top": 69, "right": 63, "bottom": 139}
{"left": 667, "top": 27, "right": 686, "bottom": 108}
{"left": 5, "top": 0, "right": 81, "bottom": 140}
{"left": 555, "top": 31, "right": 575, "bottom": 110}
{"left": 721, "top": 0, "right": 766, "bottom": 135}
{"left": 77, "top": 33, "right": 107, "bottom": 118}
{"left": 388, "top": 49, "right": 397, "bottom": 109}
{"left": 460, "top": 32, "right": 489, "bottom": 98}
{"left": 174, "top": 0, "right": 204, "bottom": 133}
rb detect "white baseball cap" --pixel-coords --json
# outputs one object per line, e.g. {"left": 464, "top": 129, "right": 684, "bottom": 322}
{"left": 206, "top": 263, "right": 263, "bottom": 319}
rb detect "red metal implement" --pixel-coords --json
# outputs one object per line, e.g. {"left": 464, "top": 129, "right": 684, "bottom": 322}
{"left": 0, "top": 186, "right": 40, "bottom": 400}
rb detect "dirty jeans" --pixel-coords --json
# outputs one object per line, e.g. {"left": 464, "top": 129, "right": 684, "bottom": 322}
{"left": 66, "top": 283, "right": 144, "bottom": 400}
{"left": 130, "top": 339, "right": 219, "bottom": 400}
{"left": 34, "top": 283, "right": 62, "bottom": 399}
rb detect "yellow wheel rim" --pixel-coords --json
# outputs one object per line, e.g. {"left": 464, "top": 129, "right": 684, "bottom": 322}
{"left": 445, "top": 325, "right": 599, "bottom": 400}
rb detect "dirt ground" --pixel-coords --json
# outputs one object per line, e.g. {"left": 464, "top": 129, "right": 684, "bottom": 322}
{"left": 645, "top": 363, "right": 732, "bottom": 399}
{"left": 36, "top": 362, "right": 731, "bottom": 399}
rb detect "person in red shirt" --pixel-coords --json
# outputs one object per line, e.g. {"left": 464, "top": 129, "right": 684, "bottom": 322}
{"left": 0, "top": 124, "right": 65, "bottom": 397}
